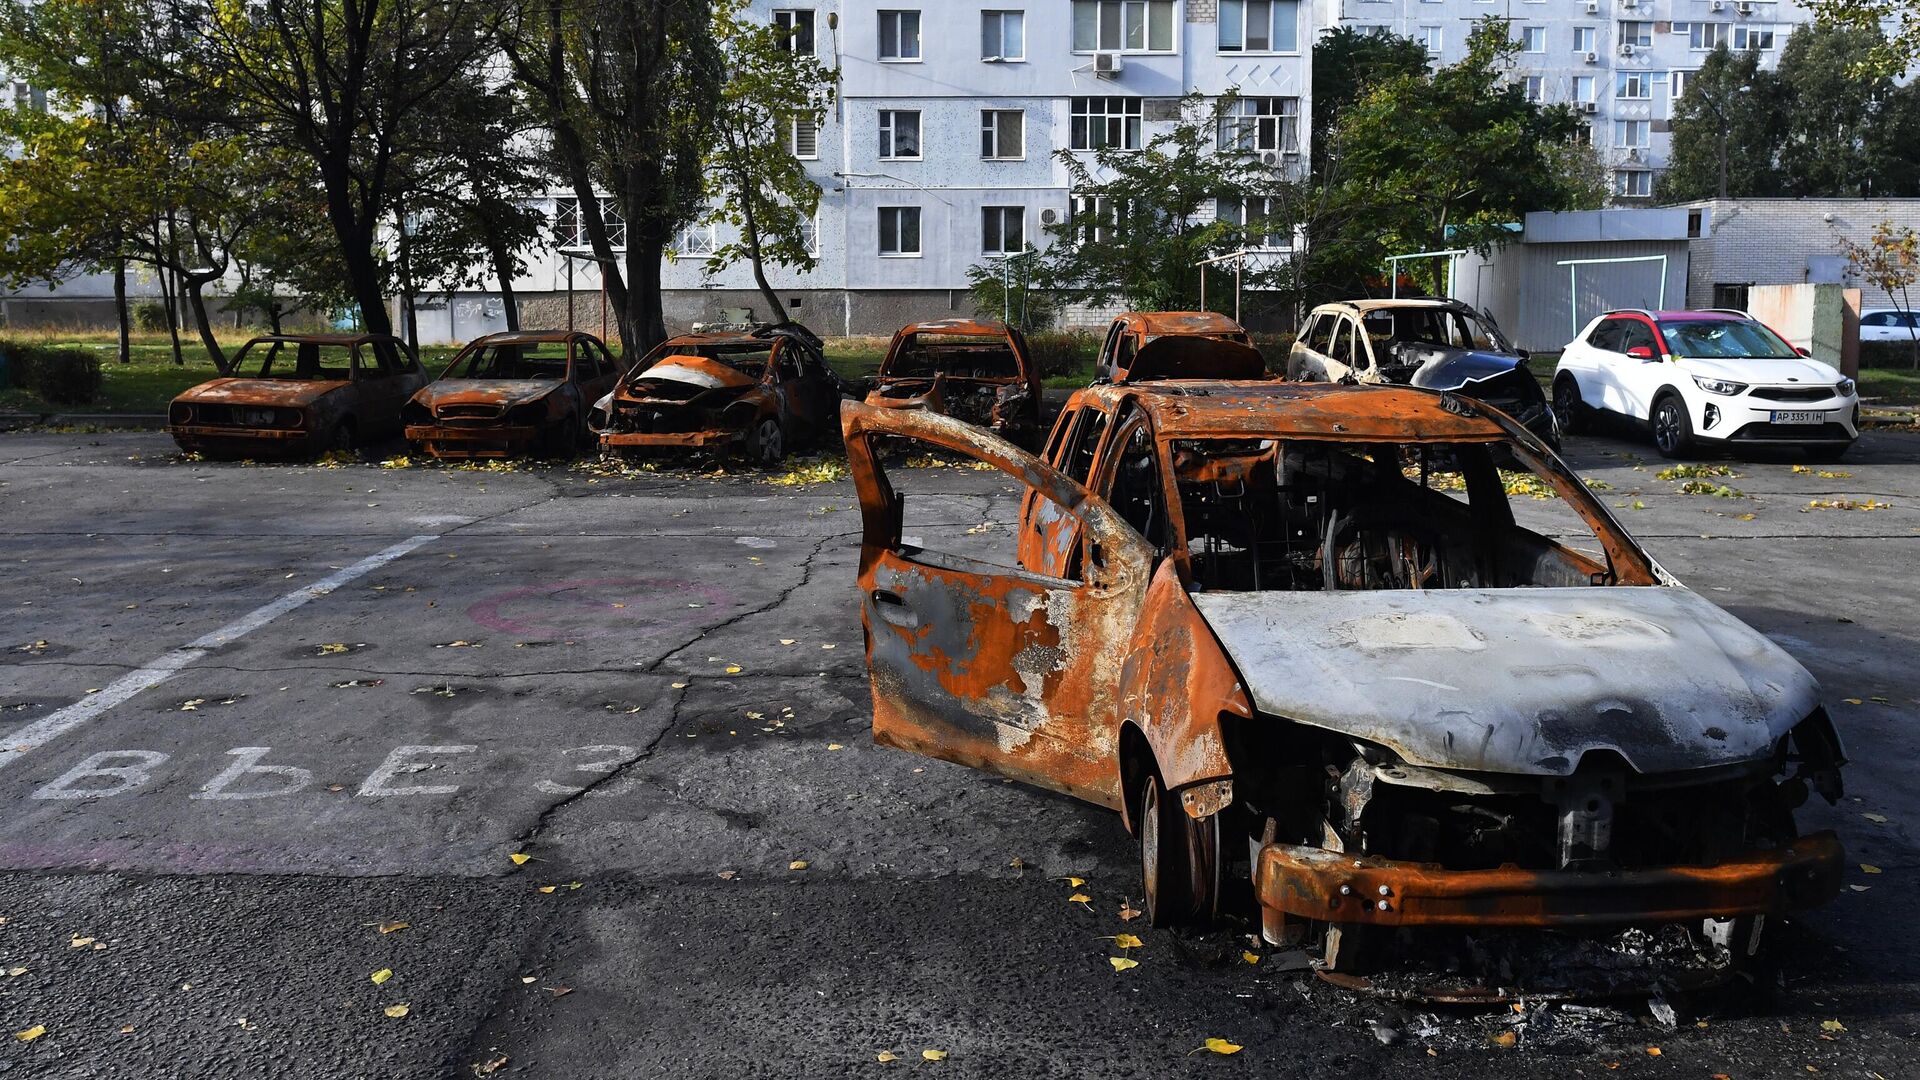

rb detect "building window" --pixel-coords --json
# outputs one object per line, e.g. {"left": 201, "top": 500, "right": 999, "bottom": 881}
{"left": 1418, "top": 25, "right": 1443, "bottom": 54}
{"left": 773, "top": 9, "right": 815, "bottom": 55}
{"left": 1687, "top": 208, "right": 1704, "bottom": 238}
{"left": 1573, "top": 75, "right": 1595, "bottom": 103}
{"left": 878, "top": 10, "right": 921, "bottom": 61}
{"left": 878, "top": 110, "right": 922, "bottom": 159}
{"left": 1524, "top": 75, "right": 1545, "bottom": 102}
{"left": 789, "top": 116, "right": 819, "bottom": 159}
{"left": 982, "top": 206, "right": 1026, "bottom": 255}
{"left": 1520, "top": 25, "right": 1545, "bottom": 52}
{"left": 1670, "top": 70, "right": 1692, "bottom": 101}
{"left": 982, "top": 10, "right": 1025, "bottom": 61}
{"left": 1218, "top": 1, "right": 1300, "bottom": 53}
{"left": 879, "top": 206, "right": 922, "bottom": 256}
{"left": 803, "top": 212, "right": 820, "bottom": 255}
{"left": 1218, "top": 196, "right": 1288, "bottom": 249}
{"left": 553, "top": 197, "right": 625, "bottom": 249}
{"left": 1616, "top": 71, "right": 1652, "bottom": 99}
{"left": 1070, "top": 193, "right": 1125, "bottom": 244}
{"left": 1573, "top": 26, "right": 1595, "bottom": 53}
{"left": 1733, "top": 24, "right": 1775, "bottom": 51}
{"left": 1072, "top": 0, "right": 1175, "bottom": 53}
{"left": 1620, "top": 21, "right": 1651, "bottom": 47}
{"left": 1614, "top": 119, "right": 1649, "bottom": 148}
{"left": 1071, "top": 96, "right": 1143, "bottom": 151}
{"left": 981, "top": 109, "right": 1025, "bottom": 159}
{"left": 1690, "top": 22, "right": 1727, "bottom": 50}
{"left": 679, "top": 223, "right": 717, "bottom": 257}
{"left": 1220, "top": 96, "right": 1300, "bottom": 154}
{"left": 1615, "top": 169, "right": 1651, "bottom": 198}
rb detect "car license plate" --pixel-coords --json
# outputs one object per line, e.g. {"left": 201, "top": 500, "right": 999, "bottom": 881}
{"left": 1771, "top": 410, "right": 1824, "bottom": 425}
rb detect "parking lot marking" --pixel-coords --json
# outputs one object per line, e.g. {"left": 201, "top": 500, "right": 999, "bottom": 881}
{"left": 0, "top": 534, "right": 438, "bottom": 770}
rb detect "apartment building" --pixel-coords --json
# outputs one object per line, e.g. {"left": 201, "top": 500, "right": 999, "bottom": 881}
{"left": 1315, "top": 0, "right": 1815, "bottom": 202}
{"left": 487, "top": 1, "right": 1315, "bottom": 341}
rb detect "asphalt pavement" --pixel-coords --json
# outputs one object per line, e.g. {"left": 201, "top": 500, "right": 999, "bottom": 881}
{"left": 0, "top": 425, "right": 1916, "bottom": 1078}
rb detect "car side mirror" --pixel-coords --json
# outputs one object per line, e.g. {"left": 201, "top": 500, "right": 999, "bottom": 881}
{"left": 1796, "top": 346, "right": 1812, "bottom": 358}
{"left": 1626, "top": 345, "right": 1654, "bottom": 360}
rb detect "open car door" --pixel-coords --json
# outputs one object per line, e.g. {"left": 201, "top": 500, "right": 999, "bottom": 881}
{"left": 841, "top": 400, "right": 1155, "bottom": 809}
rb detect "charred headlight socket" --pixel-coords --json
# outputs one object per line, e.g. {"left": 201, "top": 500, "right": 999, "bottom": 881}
{"left": 168, "top": 403, "right": 192, "bottom": 424}
{"left": 507, "top": 403, "right": 545, "bottom": 423}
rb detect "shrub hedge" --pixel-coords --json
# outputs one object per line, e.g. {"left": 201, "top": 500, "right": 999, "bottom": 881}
{"left": 1025, "top": 329, "right": 1098, "bottom": 378}
{"left": 0, "top": 339, "right": 105, "bottom": 405}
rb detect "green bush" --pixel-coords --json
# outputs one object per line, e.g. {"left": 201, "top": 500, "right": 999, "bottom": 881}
{"left": 1249, "top": 332, "right": 1296, "bottom": 375}
{"left": 1025, "top": 329, "right": 1097, "bottom": 378}
{"left": 1859, "top": 339, "right": 1920, "bottom": 369}
{"left": 134, "top": 300, "right": 170, "bottom": 332}
{"left": 16, "top": 345, "right": 104, "bottom": 405}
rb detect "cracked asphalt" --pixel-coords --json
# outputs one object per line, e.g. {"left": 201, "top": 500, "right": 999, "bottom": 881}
{"left": 0, "top": 425, "right": 1917, "bottom": 1078}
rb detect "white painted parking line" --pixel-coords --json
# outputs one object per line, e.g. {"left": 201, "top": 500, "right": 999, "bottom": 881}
{"left": 0, "top": 534, "right": 438, "bottom": 770}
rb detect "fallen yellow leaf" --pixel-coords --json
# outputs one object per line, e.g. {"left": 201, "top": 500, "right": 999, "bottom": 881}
{"left": 725, "top": 665, "right": 743, "bottom": 674}
{"left": 371, "top": 968, "right": 393, "bottom": 985}
{"left": 5, "top": 967, "right": 25, "bottom": 977}
{"left": 1113, "top": 933, "right": 1143, "bottom": 949}
{"left": 1063, "top": 876, "right": 1085, "bottom": 887}
{"left": 1118, "top": 900, "right": 1142, "bottom": 921}
{"left": 1844, "top": 698, "right": 1864, "bottom": 705}
{"left": 921, "top": 1049, "right": 947, "bottom": 1061}
{"left": 1068, "top": 893, "right": 1092, "bottom": 907}
{"left": 69, "top": 936, "right": 94, "bottom": 948}
{"left": 875, "top": 1051, "right": 898, "bottom": 1062}
{"left": 318, "top": 643, "right": 349, "bottom": 654}
{"left": 1821, "top": 1020, "right": 1846, "bottom": 1033}
{"left": 1202, "top": 1038, "right": 1242, "bottom": 1055}
{"left": 509, "top": 853, "right": 531, "bottom": 865}
{"left": 1242, "top": 951, "right": 1261, "bottom": 965}
{"left": 827, "top": 743, "right": 844, "bottom": 751}
{"left": 1862, "top": 864, "right": 1883, "bottom": 874}
{"left": 1109, "top": 956, "right": 1139, "bottom": 972}
{"left": 779, "top": 639, "right": 797, "bottom": 645}
{"left": 378, "top": 921, "right": 409, "bottom": 934}
{"left": 1490, "top": 1031, "right": 1518, "bottom": 1048}
{"left": 1647, "top": 1046, "right": 1662, "bottom": 1057}
{"left": 789, "top": 860, "right": 810, "bottom": 871}
{"left": 384, "top": 1004, "right": 409, "bottom": 1019}
{"left": 14, "top": 1025, "right": 44, "bottom": 1043}
{"left": 537, "top": 886, "right": 557, "bottom": 894}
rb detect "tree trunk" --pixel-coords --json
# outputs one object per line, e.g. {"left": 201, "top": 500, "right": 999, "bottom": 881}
{"left": 737, "top": 180, "right": 785, "bottom": 324}
{"left": 487, "top": 238, "right": 521, "bottom": 332}
{"left": 153, "top": 228, "right": 185, "bottom": 368}
{"left": 183, "top": 277, "right": 230, "bottom": 374}
{"left": 112, "top": 260, "right": 131, "bottom": 364}
{"left": 316, "top": 157, "right": 394, "bottom": 337}
{"left": 625, "top": 233, "right": 669, "bottom": 355}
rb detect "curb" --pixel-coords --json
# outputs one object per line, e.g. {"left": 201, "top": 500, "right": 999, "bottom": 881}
{"left": 0, "top": 412, "right": 168, "bottom": 431}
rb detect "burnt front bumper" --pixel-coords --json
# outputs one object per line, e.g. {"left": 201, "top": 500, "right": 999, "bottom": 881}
{"left": 406, "top": 423, "right": 539, "bottom": 460}
{"left": 1255, "top": 831, "right": 1843, "bottom": 930}
{"left": 171, "top": 425, "right": 317, "bottom": 454}
{"left": 599, "top": 428, "right": 745, "bottom": 450}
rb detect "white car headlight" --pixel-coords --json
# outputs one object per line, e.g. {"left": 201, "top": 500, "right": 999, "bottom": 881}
{"left": 1836, "top": 377, "right": 1856, "bottom": 397}
{"left": 1692, "top": 376, "right": 1748, "bottom": 396}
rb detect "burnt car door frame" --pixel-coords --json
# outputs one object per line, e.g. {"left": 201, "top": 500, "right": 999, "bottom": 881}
{"left": 843, "top": 400, "right": 1155, "bottom": 808}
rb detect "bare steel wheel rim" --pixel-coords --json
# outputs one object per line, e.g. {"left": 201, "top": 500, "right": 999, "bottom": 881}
{"left": 1139, "top": 779, "right": 1163, "bottom": 918}
{"left": 756, "top": 419, "right": 783, "bottom": 464}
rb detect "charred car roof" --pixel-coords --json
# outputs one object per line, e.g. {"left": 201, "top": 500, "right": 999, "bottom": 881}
{"left": 1073, "top": 381, "right": 1513, "bottom": 442}
{"left": 1124, "top": 311, "right": 1248, "bottom": 336}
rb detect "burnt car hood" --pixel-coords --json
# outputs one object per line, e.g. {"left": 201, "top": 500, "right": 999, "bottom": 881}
{"left": 1383, "top": 345, "right": 1523, "bottom": 392}
{"left": 1191, "top": 587, "right": 1820, "bottom": 778}
{"left": 414, "top": 379, "right": 561, "bottom": 412}
{"left": 625, "top": 357, "right": 758, "bottom": 397}
{"left": 178, "top": 378, "right": 350, "bottom": 407}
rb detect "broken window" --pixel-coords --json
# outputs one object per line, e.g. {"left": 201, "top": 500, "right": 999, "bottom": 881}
{"left": 234, "top": 341, "right": 357, "bottom": 381}
{"left": 445, "top": 340, "right": 573, "bottom": 381}
{"left": 1170, "top": 438, "right": 1618, "bottom": 592}
{"left": 870, "top": 434, "right": 1080, "bottom": 579}
{"left": 881, "top": 333, "right": 1021, "bottom": 378}
{"left": 655, "top": 342, "right": 774, "bottom": 379}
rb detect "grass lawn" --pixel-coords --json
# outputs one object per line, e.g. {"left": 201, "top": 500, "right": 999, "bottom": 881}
{"left": 1860, "top": 366, "right": 1920, "bottom": 407}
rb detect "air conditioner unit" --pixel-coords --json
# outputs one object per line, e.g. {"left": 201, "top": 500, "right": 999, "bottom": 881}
{"left": 1736, "top": 0, "right": 1754, "bottom": 13}
{"left": 1628, "top": 147, "right": 1642, "bottom": 161}
{"left": 1586, "top": 50, "right": 1600, "bottom": 63}
{"left": 1093, "top": 52, "right": 1123, "bottom": 77}
{"left": 1620, "top": 42, "right": 1636, "bottom": 56}
{"left": 1039, "top": 208, "right": 1060, "bottom": 225}
{"left": 1582, "top": 100, "right": 1599, "bottom": 113}
{"left": 1585, "top": 0, "right": 1598, "bottom": 11}
{"left": 1710, "top": 0, "right": 1724, "bottom": 10}
{"left": 1260, "top": 150, "right": 1282, "bottom": 166}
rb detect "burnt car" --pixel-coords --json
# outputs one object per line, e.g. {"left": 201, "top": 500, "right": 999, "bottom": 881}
{"left": 593, "top": 323, "right": 841, "bottom": 464}
{"left": 1290, "top": 299, "right": 1559, "bottom": 448}
{"left": 402, "top": 330, "right": 621, "bottom": 459}
{"left": 841, "top": 382, "right": 1844, "bottom": 998}
{"left": 1095, "top": 311, "right": 1267, "bottom": 383}
{"left": 864, "top": 319, "right": 1042, "bottom": 445}
{"left": 169, "top": 333, "right": 427, "bottom": 458}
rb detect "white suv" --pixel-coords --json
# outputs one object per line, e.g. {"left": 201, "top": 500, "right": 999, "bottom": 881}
{"left": 1552, "top": 309, "right": 1859, "bottom": 461}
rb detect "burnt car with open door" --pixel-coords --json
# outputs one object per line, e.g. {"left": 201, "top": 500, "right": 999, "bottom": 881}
{"left": 1095, "top": 311, "right": 1267, "bottom": 383}
{"left": 841, "top": 383, "right": 1844, "bottom": 999}
{"left": 593, "top": 323, "right": 841, "bottom": 464}
{"left": 169, "top": 333, "right": 426, "bottom": 458}
{"left": 864, "top": 319, "right": 1042, "bottom": 446}
{"left": 1290, "top": 299, "right": 1559, "bottom": 448}
{"left": 402, "top": 330, "right": 621, "bottom": 459}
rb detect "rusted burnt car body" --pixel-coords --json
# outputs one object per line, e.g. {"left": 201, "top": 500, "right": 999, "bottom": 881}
{"left": 169, "top": 334, "right": 426, "bottom": 458}
{"left": 402, "top": 330, "right": 621, "bottom": 459}
{"left": 1095, "top": 311, "right": 1267, "bottom": 383}
{"left": 594, "top": 324, "right": 841, "bottom": 464}
{"left": 842, "top": 383, "right": 1845, "bottom": 997}
{"left": 1291, "top": 299, "right": 1559, "bottom": 449}
{"left": 864, "top": 319, "right": 1042, "bottom": 445}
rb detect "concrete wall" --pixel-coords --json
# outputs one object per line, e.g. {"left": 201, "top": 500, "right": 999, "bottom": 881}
{"left": 1457, "top": 238, "right": 1690, "bottom": 352}
{"left": 1748, "top": 282, "right": 1862, "bottom": 377}
{"left": 1686, "top": 198, "right": 1920, "bottom": 312}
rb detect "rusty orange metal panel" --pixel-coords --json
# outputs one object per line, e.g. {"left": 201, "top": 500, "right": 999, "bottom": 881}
{"left": 1254, "top": 832, "right": 1845, "bottom": 928}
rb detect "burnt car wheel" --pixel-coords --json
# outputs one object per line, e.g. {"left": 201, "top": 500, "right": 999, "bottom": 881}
{"left": 324, "top": 420, "right": 355, "bottom": 455}
{"left": 1552, "top": 374, "right": 1591, "bottom": 436}
{"left": 1651, "top": 393, "right": 1695, "bottom": 459}
{"left": 747, "top": 417, "right": 785, "bottom": 466}
{"left": 1138, "top": 772, "right": 1218, "bottom": 928}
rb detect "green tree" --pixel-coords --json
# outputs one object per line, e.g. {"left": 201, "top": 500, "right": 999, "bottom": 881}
{"left": 1309, "top": 26, "right": 1430, "bottom": 182}
{"left": 1654, "top": 45, "right": 1785, "bottom": 201}
{"left": 1329, "top": 19, "right": 1592, "bottom": 293}
{"left": 1012, "top": 95, "right": 1279, "bottom": 313}
{"left": 506, "top": 0, "right": 725, "bottom": 352}
{"left": 1805, "top": 0, "right": 1920, "bottom": 76}
{"left": 1840, "top": 220, "right": 1920, "bottom": 368}
{"left": 696, "top": 0, "right": 836, "bottom": 325}
{"left": 1776, "top": 20, "right": 1893, "bottom": 197}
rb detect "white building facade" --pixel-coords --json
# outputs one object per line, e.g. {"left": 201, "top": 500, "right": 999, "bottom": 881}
{"left": 1313, "top": 0, "right": 1817, "bottom": 201}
